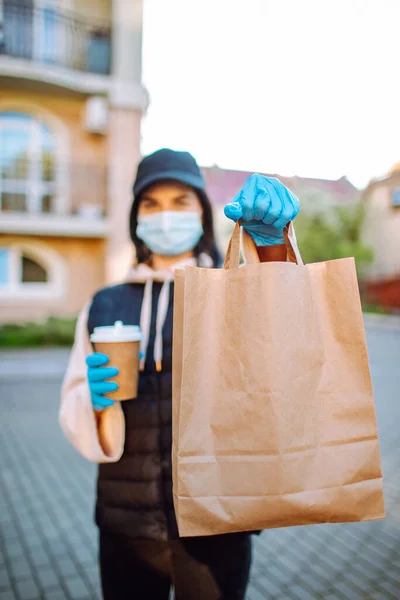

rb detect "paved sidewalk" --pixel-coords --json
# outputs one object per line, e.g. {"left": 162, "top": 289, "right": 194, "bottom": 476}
{"left": 0, "top": 326, "right": 399, "bottom": 599}
{"left": 0, "top": 348, "right": 69, "bottom": 379}
{"left": 362, "top": 312, "right": 400, "bottom": 331}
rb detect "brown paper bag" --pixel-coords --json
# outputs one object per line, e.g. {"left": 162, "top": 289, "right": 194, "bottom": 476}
{"left": 172, "top": 222, "right": 385, "bottom": 537}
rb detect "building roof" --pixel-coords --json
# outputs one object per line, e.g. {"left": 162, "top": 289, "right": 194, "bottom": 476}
{"left": 363, "top": 163, "right": 400, "bottom": 196}
{"left": 202, "top": 166, "right": 359, "bottom": 206}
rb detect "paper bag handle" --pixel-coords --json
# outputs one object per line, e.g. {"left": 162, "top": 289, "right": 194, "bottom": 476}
{"left": 224, "top": 221, "right": 304, "bottom": 269}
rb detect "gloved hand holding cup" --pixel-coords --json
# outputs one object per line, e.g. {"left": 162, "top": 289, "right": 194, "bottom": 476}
{"left": 88, "top": 321, "right": 142, "bottom": 411}
{"left": 86, "top": 353, "right": 118, "bottom": 412}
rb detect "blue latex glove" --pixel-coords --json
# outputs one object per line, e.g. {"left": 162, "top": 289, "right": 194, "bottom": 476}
{"left": 86, "top": 353, "right": 118, "bottom": 412}
{"left": 224, "top": 174, "right": 300, "bottom": 246}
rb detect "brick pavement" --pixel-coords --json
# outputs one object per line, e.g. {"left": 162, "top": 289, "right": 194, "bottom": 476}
{"left": 0, "top": 326, "right": 399, "bottom": 599}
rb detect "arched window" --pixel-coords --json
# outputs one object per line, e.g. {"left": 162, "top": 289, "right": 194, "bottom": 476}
{"left": 0, "top": 111, "right": 56, "bottom": 213}
{"left": 0, "top": 243, "right": 65, "bottom": 300}
{"left": 21, "top": 255, "right": 48, "bottom": 283}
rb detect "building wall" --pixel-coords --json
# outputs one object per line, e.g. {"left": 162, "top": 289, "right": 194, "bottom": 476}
{"left": 72, "top": 0, "right": 112, "bottom": 24}
{"left": 0, "top": 234, "right": 105, "bottom": 322}
{"left": 363, "top": 179, "right": 400, "bottom": 279}
{"left": 0, "top": 89, "right": 108, "bottom": 215}
{"left": 0, "top": 1, "right": 147, "bottom": 323}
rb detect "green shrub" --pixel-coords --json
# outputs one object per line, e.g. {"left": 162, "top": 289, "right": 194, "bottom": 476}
{"left": 44, "top": 317, "right": 77, "bottom": 346}
{"left": 361, "top": 304, "right": 389, "bottom": 315}
{"left": 295, "top": 203, "right": 374, "bottom": 278}
{"left": 0, "top": 317, "right": 77, "bottom": 347}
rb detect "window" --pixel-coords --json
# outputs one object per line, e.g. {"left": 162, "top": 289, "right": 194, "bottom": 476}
{"left": 0, "top": 243, "right": 65, "bottom": 300}
{"left": 0, "top": 246, "right": 49, "bottom": 287}
{"left": 22, "top": 255, "right": 48, "bottom": 282}
{"left": 392, "top": 188, "right": 400, "bottom": 208}
{"left": 3, "top": 0, "right": 62, "bottom": 64}
{"left": 0, "top": 248, "right": 9, "bottom": 287}
{"left": 35, "top": 0, "right": 65, "bottom": 65}
{"left": 3, "top": 0, "right": 34, "bottom": 60}
{"left": 2, "top": 0, "right": 111, "bottom": 74}
{"left": 0, "top": 111, "right": 56, "bottom": 213}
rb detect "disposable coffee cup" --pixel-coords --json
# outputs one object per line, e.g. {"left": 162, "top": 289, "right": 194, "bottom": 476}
{"left": 90, "top": 321, "right": 142, "bottom": 401}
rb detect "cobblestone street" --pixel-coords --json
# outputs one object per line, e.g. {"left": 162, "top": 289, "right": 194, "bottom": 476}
{"left": 0, "top": 324, "right": 399, "bottom": 599}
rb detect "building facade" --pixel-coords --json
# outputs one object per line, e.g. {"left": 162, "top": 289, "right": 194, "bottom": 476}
{"left": 0, "top": 0, "right": 147, "bottom": 322}
{"left": 363, "top": 164, "right": 400, "bottom": 310}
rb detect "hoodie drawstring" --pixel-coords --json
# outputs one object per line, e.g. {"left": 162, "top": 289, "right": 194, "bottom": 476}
{"left": 139, "top": 279, "right": 171, "bottom": 372}
{"left": 139, "top": 280, "right": 153, "bottom": 371}
{"left": 154, "top": 280, "right": 171, "bottom": 372}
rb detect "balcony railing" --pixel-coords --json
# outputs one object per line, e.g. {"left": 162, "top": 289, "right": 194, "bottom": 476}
{"left": 0, "top": 1, "right": 112, "bottom": 75}
{"left": 0, "top": 157, "right": 108, "bottom": 218}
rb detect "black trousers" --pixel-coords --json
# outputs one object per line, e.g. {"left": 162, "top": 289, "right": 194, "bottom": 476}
{"left": 99, "top": 532, "right": 252, "bottom": 600}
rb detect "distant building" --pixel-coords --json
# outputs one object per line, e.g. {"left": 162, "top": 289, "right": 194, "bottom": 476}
{"left": 362, "top": 164, "right": 400, "bottom": 310}
{"left": 0, "top": 0, "right": 147, "bottom": 323}
{"left": 203, "top": 166, "right": 359, "bottom": 208}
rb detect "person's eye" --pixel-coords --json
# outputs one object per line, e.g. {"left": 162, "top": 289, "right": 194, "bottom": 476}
{"left": 175, "top": 197, "right": 191, "bottom": 207}
{"left": 141, "top": 198, "right": 158, "bottom": 209}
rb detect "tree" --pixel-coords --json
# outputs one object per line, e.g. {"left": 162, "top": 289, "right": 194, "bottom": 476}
{"left": 295, "top": 203, "right": 374, "bottom": 278}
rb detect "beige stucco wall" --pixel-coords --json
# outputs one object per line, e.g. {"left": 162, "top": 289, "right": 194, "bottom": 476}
{"left": 363, "top": 181, "right": 400, "bottom": 279}
{"left": 0, "top": 234, "right": 106, "bottom": 322}
{"left": 72, "top": 0, "right": 112, "bottom": 24}
{"left": 0, "top": 90, "right": 108, "bottom": 215}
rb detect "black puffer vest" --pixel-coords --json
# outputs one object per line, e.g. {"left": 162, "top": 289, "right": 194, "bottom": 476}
{"left": 87, "top": 281, "right": 177, "bottom": 540}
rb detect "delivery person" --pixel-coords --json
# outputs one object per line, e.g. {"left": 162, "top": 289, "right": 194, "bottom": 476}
{"left": 60, "top": 148, "right": 300, "bottom": 600}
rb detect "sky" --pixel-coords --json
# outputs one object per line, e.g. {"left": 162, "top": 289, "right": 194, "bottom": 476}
{"left": 141, "top": 0, "right": 400, "bottom": 189}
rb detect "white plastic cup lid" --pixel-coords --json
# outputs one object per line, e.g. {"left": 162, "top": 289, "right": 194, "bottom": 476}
{"left": 90, "top": 320, "right": 142, "bottom": 343}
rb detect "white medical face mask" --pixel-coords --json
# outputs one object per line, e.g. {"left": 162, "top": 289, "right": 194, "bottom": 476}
{"left": 136, "top": 211, "right": 204, "bottom": 256}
